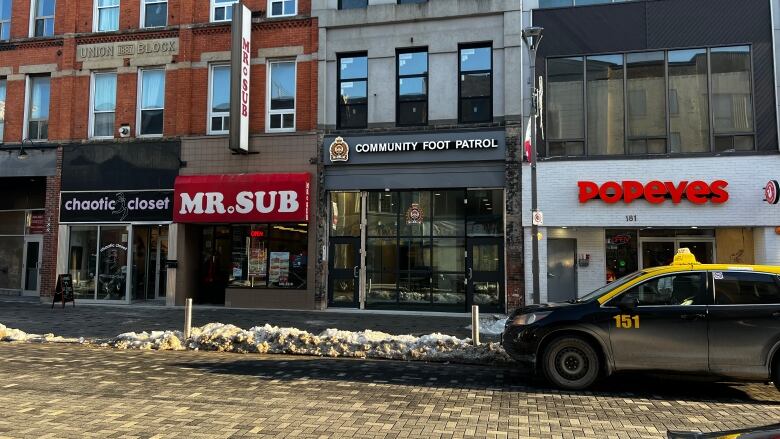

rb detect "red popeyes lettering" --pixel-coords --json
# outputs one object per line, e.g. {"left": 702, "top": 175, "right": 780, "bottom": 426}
{"left": 577, "top": 180, "right": 730, "bottom": 204}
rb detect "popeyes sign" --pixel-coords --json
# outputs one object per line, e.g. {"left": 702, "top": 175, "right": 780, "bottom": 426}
{"left": 174, "top": 173, "right": 310, "bottom": 223}
{"left": 578, "top": 180, "right": 729, "bottom": 205}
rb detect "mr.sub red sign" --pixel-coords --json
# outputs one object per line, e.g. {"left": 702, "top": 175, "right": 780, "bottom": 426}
{"left": 578, "top": 180, "right": 729, "bottom": 205}
{"left": 174, "top": 173, "right": 310, "bottom": 223}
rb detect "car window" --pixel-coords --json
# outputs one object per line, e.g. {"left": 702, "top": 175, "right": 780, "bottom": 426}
{"left": 577, "top": 270, "right": 646, "bottom": 303}
{"left": 608, "top": 273, "right": 707, "bottom": 306}
{"left": 714, "top": 272, "right": 780, "bottom": 305}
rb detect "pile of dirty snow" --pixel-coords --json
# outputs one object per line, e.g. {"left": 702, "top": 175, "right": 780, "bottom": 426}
{"left": 0, "top": 323, "right": 80, "bottom": 343}
{"left": 108, "top": 323, "right": 512, "bottom": 365}
{"left": 466, "top": 316, "right": 508, "bottom": 336}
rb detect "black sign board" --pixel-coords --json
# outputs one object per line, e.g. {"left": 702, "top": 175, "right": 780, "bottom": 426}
{"left": 60, "top": 190, "right": 174, "bottom": 223}
{"left": 53, "top": 274, "right": 75, "bottom": 308}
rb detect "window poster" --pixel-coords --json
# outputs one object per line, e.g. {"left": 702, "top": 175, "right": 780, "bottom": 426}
{"left": 269, "top": 252, "right": 290, "bottom": 287}
{"left": 248, "top": 241, "right": 267, "bottom": 278}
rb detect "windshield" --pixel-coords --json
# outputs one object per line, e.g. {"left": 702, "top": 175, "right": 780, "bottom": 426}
{"left": 576, "top": 270, "right": 646, "bottom": 303}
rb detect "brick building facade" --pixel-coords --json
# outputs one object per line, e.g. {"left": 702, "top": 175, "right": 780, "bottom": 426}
{"left": 0, "top": 0, "right": 319, "bottom": 306}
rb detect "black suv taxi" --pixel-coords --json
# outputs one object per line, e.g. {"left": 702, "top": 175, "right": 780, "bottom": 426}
{"left": 502, "top": 249, "right": 780, "bottom": 390}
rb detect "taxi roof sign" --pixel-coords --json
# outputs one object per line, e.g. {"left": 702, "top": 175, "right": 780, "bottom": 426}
{"left": 671, "top": 248, "right": 700, "bottom": 266}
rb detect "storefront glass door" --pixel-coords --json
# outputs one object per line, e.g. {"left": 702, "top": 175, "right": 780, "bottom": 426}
{"left": 132, "top": 225, "right": 169, "bottom": 301}
{"left": 328, "top": 238, "right": 361, "bottom": 307}
{"left": 467, "top": 238, "right": 503, "bottom": 312}
{"left": 68, "top": 225, "right": 129, "bottom": 301}
{"left": 22, "top": 236, "right": 42, "bottom": 296}
{"left": 640, "top": 238, "right": 714, "bottom": 269}
{"left": 97, "top": 227, "right": 129, "bottom": 300}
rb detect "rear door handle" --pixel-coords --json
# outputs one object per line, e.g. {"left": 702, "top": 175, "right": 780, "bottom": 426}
{"left": 680, "top": 313, "right": 706, "bottom": 321}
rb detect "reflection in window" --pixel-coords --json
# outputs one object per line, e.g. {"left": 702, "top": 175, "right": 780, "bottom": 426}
{"left": 211, "top": 0, "right": 237, "bottom": 22}
{"left": 330, "top": 192, "right": 361, "bottom": 237}
{"left": 139, "top": 68, "right": 165, "bottom": 136}
{"left": 711, "top": 46, "right": 754, "bottom": 152}
{"left": 91, "top": 72, "right": 116, "bottom": 138}
{"left": 338, "top": 54, "right": 368, "bottom": 129}
{"left": 143, "top": 0, "right": 167, "bottom": 28}
{"left": 668, "top": 49, "right": 709, "bottom": 153}
{"left": 715, "top": 272, "right": 780, "bottom": 305}
{"left": 0, "top": 0, "right": 10, "bottom": 41}
{"left": 459, "top": 45, "right": 492, "bottom": 123}
{"left": 97, "top": 227, "right": 128, "bottom": 301}
{"left": 397, "top": 50, "right": 428, "bottom": 126}
{"left": 228, "top": 224, "right": 308, "bottom": 289}
{"left": 627, "top": 51, "right": 666, "bottom": 154}
{"left": 209, "top": 65, "right": 230, "bottom": 134}
{"left": 269, "top": 0, "right": 296, "bottom": 17}
{"left": 466, "top": 190, "right": 503, "bottom": 236}
{"left": 268, "top": 61, "right": 296, "bottom": 131}
{"left": 587, "top": 54, "right": 624, "bottom": 155}
{"left": 27, "top": 75, "right": 50, "bottom": 141}
{"left": 338, "top": 0, "right": 367, "bottom": 9}
{"left": 367, "top": 192, "right": 397, "bottom": 237}
{"left": 33, "top": 0, "right": 55, "bottom": 37}
{"left": 613, "top": 273, "right": 706, "bottom": 306}
{"left": 547, "top": 57, "right": 584, "bottom": 156}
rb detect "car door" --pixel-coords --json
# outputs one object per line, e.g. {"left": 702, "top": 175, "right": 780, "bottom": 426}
{"left": 605, "top": 271, "right": 709, "bottom": 372}
{"left": 708, "top": 271, "right": 780, "bottom": 378}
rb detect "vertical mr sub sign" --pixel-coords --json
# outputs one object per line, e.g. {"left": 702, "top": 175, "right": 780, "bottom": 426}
{"left": 230, "top": 2, "right": 251, "bottom": 153}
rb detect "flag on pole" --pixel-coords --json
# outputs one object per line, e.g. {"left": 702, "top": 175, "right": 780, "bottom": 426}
{"left": 523, "top": 116, "right": 533, "bottom": 163}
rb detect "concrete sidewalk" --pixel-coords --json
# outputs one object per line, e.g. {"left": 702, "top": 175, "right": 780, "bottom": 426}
{"left": 0, "top": 298, "right": 498, "bottom": 340}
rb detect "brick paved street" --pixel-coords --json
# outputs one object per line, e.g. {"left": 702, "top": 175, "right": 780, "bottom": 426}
{"left": 0, "top": 299, "right": 481, "bottom": 340}
{"left": 0, "top": 343, "right": 778, "bottom": 439}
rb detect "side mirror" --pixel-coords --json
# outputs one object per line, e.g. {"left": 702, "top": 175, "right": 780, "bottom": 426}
{"left": 617, "top": 296, "right": 639, "bottom": 311}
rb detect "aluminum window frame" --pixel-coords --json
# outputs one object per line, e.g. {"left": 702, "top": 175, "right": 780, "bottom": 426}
{"left": 136, "top": 67, "right": 166, "bottom": 138}
{"left": 29, "top": 0, "right": 55, "bottom": 38}
{"left": 396, "top": 47, "right": 429, "bottom": 127}
{"left": 0, "top": 0, "right": 11, "bottom": 41}
{"left": 266, "top": 59, "right": 297, "bottom": 133}
{"left": 89, "top": 71, "right": 117, "bottom": 139}
{"left": 140, "top": 0, "right": 167, "bottom": 29}
{"left": 457, "top": 42, "right": 493, "bottom": 125}
{"left": 267, "top": 0, "right": 296, "bottom": 18}
{"left": 23, "top": 75, "right": 50, "bottom": 142}
{"left": 210, "top": 0, "right": 238, "bottom": 23}
{"left": 93, "top": 0, "right": 119, "bottom": 32}
{"left": 336, "top": 52, "right": 368, "bottom": 130}
{"left": 207, "top": 63, "right": 230, "bottom": 136}
{"left": 543, "top": 44, "right": 758, "bottom": 159}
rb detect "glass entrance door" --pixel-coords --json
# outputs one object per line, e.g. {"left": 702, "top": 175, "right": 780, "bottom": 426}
{"left": 132, "top": 225, "right": 169, "bottom": 301}
{"left": 328, "top": 237, "right": 361, "bottom": 307}
{"left": 22, "top": 236, "right": 42, "bottom": 296}
{"left": 640, "top": 238, "right": 715, "bottom": 268}
{"left": 467, "top": 237, "right": 504, "bottom": 312}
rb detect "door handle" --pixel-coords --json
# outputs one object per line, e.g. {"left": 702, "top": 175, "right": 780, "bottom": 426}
{"left": 353, "top": 266, "right": 359, "bottom": 278}
{"left": 466, "top": 268, "right": 473, "bottom": 280}
{"left": 680, "top": 313, "right": 706, "bottom": 321}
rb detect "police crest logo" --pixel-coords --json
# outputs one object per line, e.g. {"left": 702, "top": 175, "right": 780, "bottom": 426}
{"left": 329, "top": 137, "right": 349, "bottom": 162}
{"left": 406, "top": 203, "right": 423, "bottom": 225}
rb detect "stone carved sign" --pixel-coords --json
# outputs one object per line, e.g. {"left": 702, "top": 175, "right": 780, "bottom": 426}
{"left": 76, "top": 38, "right": 179, "bottom": 61}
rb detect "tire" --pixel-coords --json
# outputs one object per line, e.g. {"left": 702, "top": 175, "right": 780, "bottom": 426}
{"left": 773, "top": 357, "right": 780, "bottom": 392}
{"left": 542, "top": 336, "right": 600, "bottom": 391}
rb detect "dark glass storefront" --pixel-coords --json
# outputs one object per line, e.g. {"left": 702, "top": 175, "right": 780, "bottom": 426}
{"left": 329, "top": 189, "right": 505, "bottom": 312}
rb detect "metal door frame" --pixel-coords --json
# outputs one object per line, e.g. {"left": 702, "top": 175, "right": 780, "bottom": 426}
{"left": 327, "top": 236, "right": 362, "bottom": 308}
{"left": 466, "top": 236, "right": 505, "bottom": 312}
{"left": 639, "top": 237, "right": 716, "bottom": 268}
{"left": 21, "top": 235, "right": 43, "bottom": 296}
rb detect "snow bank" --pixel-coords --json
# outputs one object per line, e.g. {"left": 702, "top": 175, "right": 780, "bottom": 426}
{"left": 107, "top": 323, "right": 513, "bottom": 365}
{"left": 0, "top": 323, "right": 79, "bottom": 343}
{"left": 466, "top": 316, "right": 508, "bottom": 335}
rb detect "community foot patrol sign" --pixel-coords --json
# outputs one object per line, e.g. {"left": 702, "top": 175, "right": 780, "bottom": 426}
{"left": 329, "top": 137, "right": 349, "bottom": 162}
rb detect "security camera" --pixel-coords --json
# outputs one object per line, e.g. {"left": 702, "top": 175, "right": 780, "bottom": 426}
{"left": 118, "top": 125, "right": 131, "bottom": 138}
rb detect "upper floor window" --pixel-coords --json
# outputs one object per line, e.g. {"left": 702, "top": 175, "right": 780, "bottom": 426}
{"left": 268, "top": 0, "right": 296, "bottom": 17}
{"left": 268, "top": 60, "right": 296, "bottom": 131}
{"left": 94, "top": 0, "right": 119, "bottom": 32}
{"left": 138, "top": 68, "right": 165, "bottom": 136}
{"left": 208, "top": 64, "right": 230, "bottom": 135}
{"left": 211, "top": 0, "right": 237, "bottom": 22}
{"left": 459, "top": 44, "right": 492, "bottom": 124}
{"left": 90, "top": 72, "right": 117, "bottom": 138}
{"left": 338, "top": 53, "right": 368, "bottom": 129}
{"left": 142, "top": 0, "right": 167, "bottom": 28}
{"left": 0, "top": 78, "right": 5, "bottom": 142}
{"left": 397, "top": 49, "right": 428, "bottom": 126}
{"left": 0, "top": 0, "right": 11, "bottom": 41}
{"left": 338, "top": 0, "right": 367, "bottom": 10}
{"left": 25, "top": 75, "right": 50, "bottom": 141}
{"left": 545, "top": 45, "right": 755, "bottom": 158}
{"left": 538, "top": 0, "right": 630, "bottom": 8}
{"left": 398, "top": 0, "right": 426, "bottom": 3}
{"left": 31, "top": 0, "right": 55, "bottom": 37}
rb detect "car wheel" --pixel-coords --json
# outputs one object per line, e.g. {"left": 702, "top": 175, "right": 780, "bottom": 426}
{"left": 773, "top": 357, "right": 780, "bottom": 392}
{"left": 542, "top": 336, "right": 600, "bottom": 391}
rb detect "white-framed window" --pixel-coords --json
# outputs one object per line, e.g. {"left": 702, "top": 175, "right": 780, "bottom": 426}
{"left": 137, "top": 68, "right": 165, "bottom": 137}
{"left": 268, "top": 0, "right": 296, "bottom": 17}
{"left": 0, "top": 78, "right": 6, "bottom": 142}
{"left": 141, "top": 0, "right": 166, "bottom": 28}
{"left": 0, "top": 0, "right": 11, "bottom": 41}
{"left": 89, "top": 72, "right": 117, "bottom": 138}
{"left": 94, "top": 0, "right": 119, "bottom": 32}
{"left": 267, "top": 60, "right": 296, "bottom": 132}
{"left": 30, "top": 0, "right": 55, "bottom": 37}
{"left": 208, "top": 64, "right": 231, "bottom": 135}
{"left": 24, "top": 75, "right": 51, "bottom": 141}
{"left": 211, "top": 0, "right": 238, "bottom": 22}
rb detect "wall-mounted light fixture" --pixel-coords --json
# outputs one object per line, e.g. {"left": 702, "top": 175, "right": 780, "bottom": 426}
{"left": 17, "top": 138, "right": 33, "bottom": 160}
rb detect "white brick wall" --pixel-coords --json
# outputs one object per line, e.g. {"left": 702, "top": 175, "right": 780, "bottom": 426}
{"left": 755, "top": 227, "right": 780, "bottom": 265}
{"left": 773, "top": 0, "right": 780, "bottom": 139}
{"left": 521, "top": 156, "right": 780, "bottom": 228}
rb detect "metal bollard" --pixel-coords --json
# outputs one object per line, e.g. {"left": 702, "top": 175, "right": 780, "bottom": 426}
{"left": 184, "top": 298, "right": 193, "bottom": 339}
{"left": 471, "top": 305, "right": 480, "bottom": 346}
